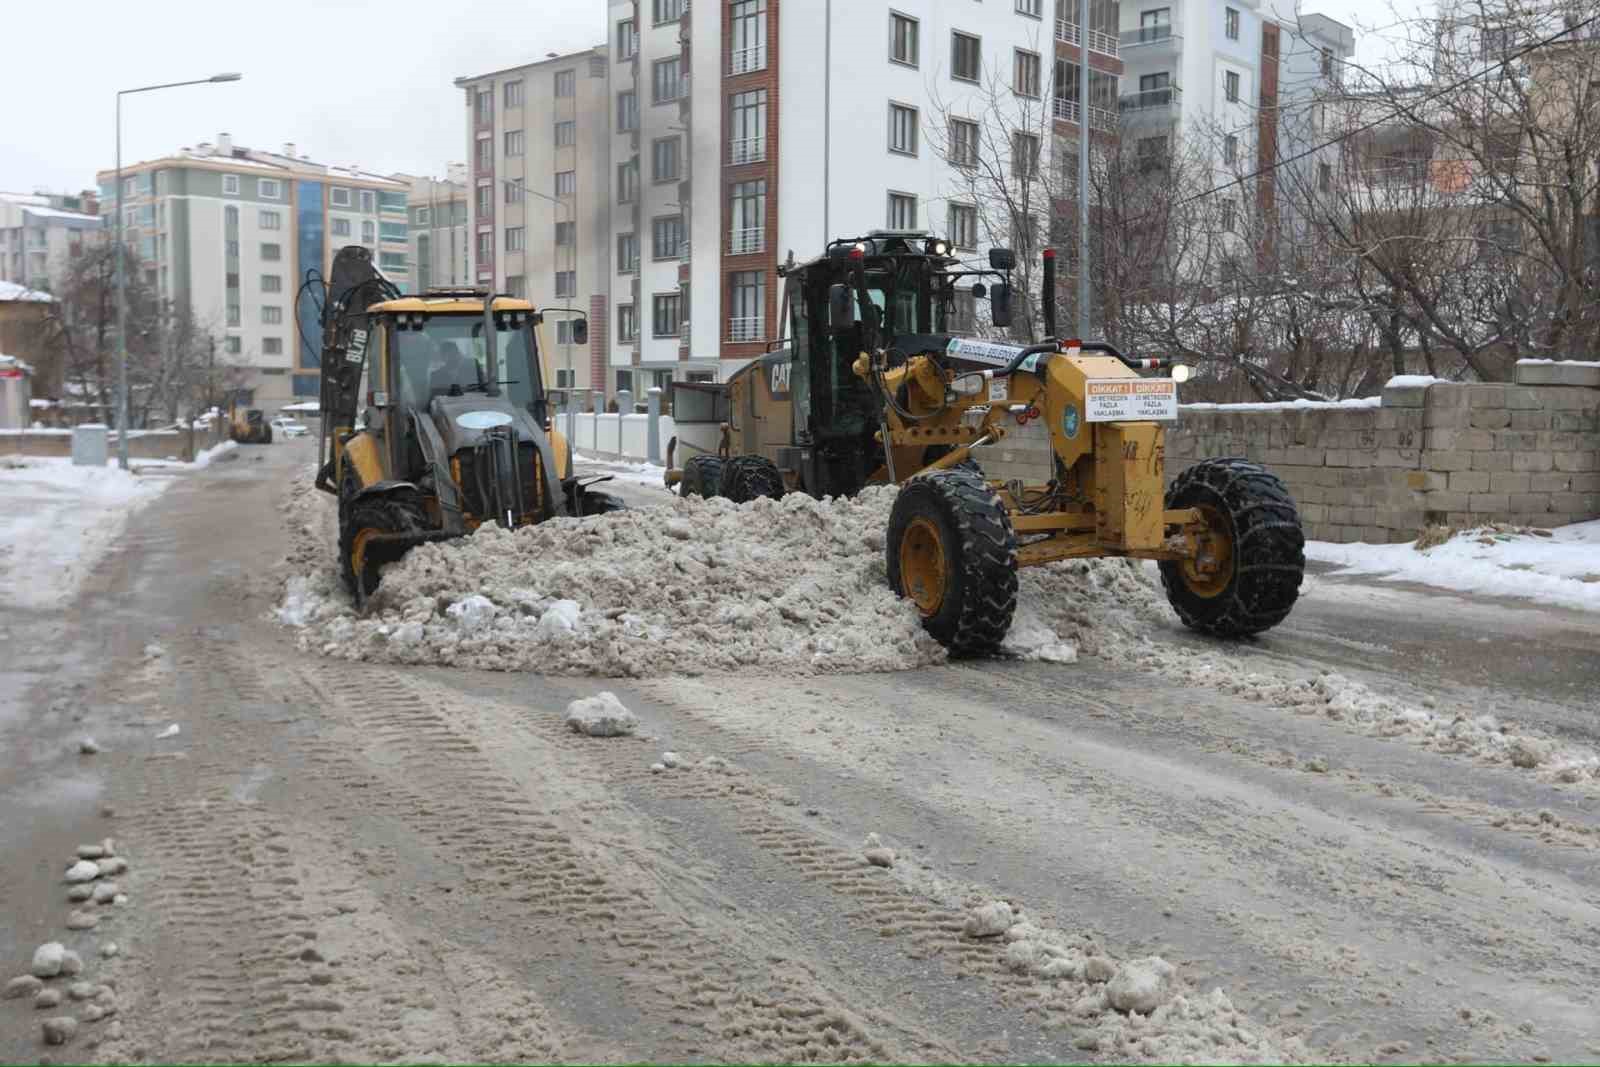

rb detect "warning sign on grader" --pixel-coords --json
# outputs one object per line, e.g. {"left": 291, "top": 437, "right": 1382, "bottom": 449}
{"left": 1084, "top": 379, "right": 1179, "bottom": 423}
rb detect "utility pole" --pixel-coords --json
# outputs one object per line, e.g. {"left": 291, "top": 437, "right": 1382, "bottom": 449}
{"left": 1078, "top": 0, "right": 1091, "bottom": 339}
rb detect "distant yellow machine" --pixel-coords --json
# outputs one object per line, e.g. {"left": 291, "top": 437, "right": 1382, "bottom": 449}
{"left": 312, "top": 245, "right": 621, "bottom": 603}
{"left": 226, "top": 402, "right": 272, "bottom": 444}
{"left": 666, "top": 231, "right": 1305, "bottom": 653}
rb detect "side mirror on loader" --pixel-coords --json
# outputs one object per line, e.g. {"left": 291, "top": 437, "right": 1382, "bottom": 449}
{"left": 989, "top": 247, "right": 1017, "bottom": 271}
{"left": 990, "top": 282, "right": 1013, "bottom": 328}
{"left": 828, "top": 283, "right": 855, "bottom": 333}
{"left": 571, "top": 318, "right": 588, "bottom": 346}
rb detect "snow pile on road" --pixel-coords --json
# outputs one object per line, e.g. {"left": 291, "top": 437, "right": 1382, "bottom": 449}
{"left": 0, "top": 456, "right": 172, "bottom": 610}
{"left": 963, "top": 901, "right": 1305, "bottom": 1063}
{"left": 1308, "top": 520, "right": 1600, "bottom": 613}
{"left": 279, "top": 482, "right": 1176, "bottom": 678}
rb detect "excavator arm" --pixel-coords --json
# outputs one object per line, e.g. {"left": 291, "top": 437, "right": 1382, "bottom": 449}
{"left": 315, "top": 246, "right": 400, "bottom": 493}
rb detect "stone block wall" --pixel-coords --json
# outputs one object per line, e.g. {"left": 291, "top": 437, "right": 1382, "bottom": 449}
{"left": 976, "top": 375, "right": 1600, "bottom": 544}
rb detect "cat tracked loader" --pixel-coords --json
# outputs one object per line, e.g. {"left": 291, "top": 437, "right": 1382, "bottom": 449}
{"left": 667, "top": 231, "right": 1304, "bottom": 653}
{"left": 312, "top": 245, "right": 622, "bottom": 605}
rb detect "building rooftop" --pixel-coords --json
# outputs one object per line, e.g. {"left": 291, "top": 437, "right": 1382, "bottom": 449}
{"left": 453, "top": 45, "right": 606, "bottom": 87}
{"left": 0, "top": 281, "right": 55, "bottom": 303}
{"left": 18, "top": 205, "right": 101, "bottom": 223}
{"left": 96, "top": 136, "right": 410, "bottom": 189}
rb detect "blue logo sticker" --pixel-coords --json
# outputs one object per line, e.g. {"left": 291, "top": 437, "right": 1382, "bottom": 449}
{"left": 1063, "top": 405, "right": 1080, "bottom": 439}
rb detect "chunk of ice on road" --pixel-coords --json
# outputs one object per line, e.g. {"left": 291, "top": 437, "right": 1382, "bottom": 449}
{"left": 63, "top": 861, "right": 99, "bottom": 884}
{"left": 445, "top": 594, "right": 497, "bottom": 633}
{"left": 564, "top": 691, "right": 638, "bottom": 737}
{"left": 156, "top": 723, "right": 181, "bottom": 739}
{"left": 536, "top": 599, "right": 582, "bottom": 638}
{"left": 1106, "top": 955, "right": 1177, "bottom": 1015}
{"left": 964, "top": 900, "right": 1016, "bottom": 938}
{"left": 30, "top": 943, "right": 65, "bottom": 978}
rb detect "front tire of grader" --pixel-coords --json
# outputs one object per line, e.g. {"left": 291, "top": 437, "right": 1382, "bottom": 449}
{"left": 338, "top": 491, "right": 429, "bottom": 601}
{"left": 1159, "top": 458, "right": 1305, "bottom": 638}
{"left": 679, "top": 455, "right": 725, "bottom": 499}
{"left": 719, "top": 454, "right": 785, "bottom": 503}
{"left": 886, "top": 468, "right": 1018, "bottom": 656}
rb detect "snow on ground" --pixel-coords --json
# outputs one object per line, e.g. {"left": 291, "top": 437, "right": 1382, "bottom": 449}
{"left": 1307, "top": 521, "right": 1600, "bottom": 614}
{"left": 277, "top": 473, "right": 1600, "bottom": 784}
{"left": 573, "top": 453, "right": 672, "bottom": 491}
{"left": 0, "top": 457, "right": 173, "bottom": 610}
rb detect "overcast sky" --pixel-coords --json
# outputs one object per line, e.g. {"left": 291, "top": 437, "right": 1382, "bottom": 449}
{"left": 3, "top": 0, "right": 1420, "bottom": 197}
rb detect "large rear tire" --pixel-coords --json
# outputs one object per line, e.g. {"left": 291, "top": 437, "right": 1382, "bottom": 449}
{"left": 339, "top": 490, "right": 429, "bottom": 600}
{"left": 679, "top": 455, "right": 725, "bottom": 499}
{"left": 1159, "top": 458, "right": 1304, "bottom": 638}
{"left": 886, "top": 468, "right": 1017, "bottom": 656}
{"left": 719, "top": 454, "right": 785, "bottom": 503}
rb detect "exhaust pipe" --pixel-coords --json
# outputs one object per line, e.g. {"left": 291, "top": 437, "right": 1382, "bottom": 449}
{"left": 1041, "top": 248, "right": 1057, "bottom": 340}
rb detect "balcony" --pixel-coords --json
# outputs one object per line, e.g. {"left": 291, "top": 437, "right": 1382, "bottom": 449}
{"left": 1052, "top": 97, "right": 1117, "bottom": 132}
{"left": 1120, "top": 86, "right": 1181, "bottom": 123}
{"left": 728, "top": 316, "right": 764, "bottom": 343}
{"left": 729, "top": 45, "right": 766, "bottom": 75}
{"left": 729, "top": 137, "right": 767, "bottom": 165}
{"left": 1055, "top": 17, "right": 1119, "bottom": 57}
{"left": 729, "top": 227, "right": 764, "bottom": 255}
{"left": 1121, "top": 22, "right": 1181, "bottom": 53}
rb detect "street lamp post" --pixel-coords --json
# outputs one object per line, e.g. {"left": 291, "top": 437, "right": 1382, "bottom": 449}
{"left": 114, "top": 72, "right": 241, "bottom": 470}
{"left": 503, "top": 177, "right": 575, "bottom": 389}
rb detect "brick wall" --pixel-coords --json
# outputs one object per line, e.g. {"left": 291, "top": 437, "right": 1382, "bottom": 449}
{"left": 978, "top": 368, "right": 1600, "bottom": 544}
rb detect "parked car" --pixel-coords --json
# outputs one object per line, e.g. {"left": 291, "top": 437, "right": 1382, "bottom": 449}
{"left": 271, "top": 417, "right": 310, "bottom": 439}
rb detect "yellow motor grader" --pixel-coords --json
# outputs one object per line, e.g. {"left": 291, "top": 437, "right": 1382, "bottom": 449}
{"left": 667, "top": 231, "right": 1304, "bottom": 653}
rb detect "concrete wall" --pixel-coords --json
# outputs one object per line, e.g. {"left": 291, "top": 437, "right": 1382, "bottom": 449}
{"left": 0, "top": 422, "right": 229, "bottom": 462}
{"left": 1168, "top": 377, "right": 1600, "bottom": 542}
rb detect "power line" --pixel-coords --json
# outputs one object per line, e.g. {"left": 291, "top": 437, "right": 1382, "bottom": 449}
{"left": 1175, "top": 7, "right": 1600, "bottom": 208}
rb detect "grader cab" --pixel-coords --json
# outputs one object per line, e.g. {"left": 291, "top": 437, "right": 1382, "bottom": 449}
{"left": 670, "top": 231, "right": 1305, "bottom": 653}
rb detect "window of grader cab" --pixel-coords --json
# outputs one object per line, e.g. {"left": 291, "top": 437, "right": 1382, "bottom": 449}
{"left": 391, "top": 315, "right": 547, "bottom": 417}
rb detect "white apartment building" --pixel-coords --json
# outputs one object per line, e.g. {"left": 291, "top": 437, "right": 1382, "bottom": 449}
{"left": 0, "top": 191, "right": 103, "bottom": 290}
{"left": 95, "top": 136, "right": 411, "bottom": 407}
{"left": 455, "top": 49, "right": 613, "bottom": 392}
{"left": 402, "top": 166, "right": 472, "bottom": 292}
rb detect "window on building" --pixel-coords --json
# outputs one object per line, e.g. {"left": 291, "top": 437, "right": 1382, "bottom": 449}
{"left": 1224, "top": 134, "right": 1238, "bottom": 165}
{"left": 618, "top": 90, "right": 639, "bottom": 131}
{"left": 653, "top": 215, "right": 684, "bottom": 259}
{"left": 416, "top": 206, "right": 431, "bottom": 226}
{"left": 360, "top": 190, "right": 376, "bottom": 213}
{"left": 890, "top": 11, "right": 919, "bottom": 66}
{"left": 652, "top": 57, "right": 683, "bottom": 103}
{"left": 1221, "top": 199, "right": 1237, "bottom": 232}
{"left": 888, "top": 103, "right": 919, "bottom": 155}
{"left": 555, "top": 69, "right": 576, "bottom": 97}
{"left": 417, "top": 234, "right": 431, "bottom": 289}
{"left": 731, "top": 0, "right": 767, "bottom": 74}
{"left": 1013, "top": 131, "right": 1040, "bottom": 179}
{"left": 1225, "top": 70, "right": 1240, "bottom": 102}
{"left": 619, "top": 233, "right": 639, "bottom": 272}
{"left": 555, "top": 120, "right": 576, "bottom": 147}
{"left": 1014, "top": 49, "right": 1041, "bottom": 97}
{"left": 1139, "top": 8, "right": 1171, "bottom": 42}
{"left": 730, "top": 178, "right": 766, "bottom": 253}
{"left": 555, "top": 170, "right": 576, "bottom": 197}
{"left": 618, "top": 161, "right": 639, "bottom": 203}
{"left": 477, "top": 231, "right": 492, "bottom": 259}
{"left": 504, "top": 80, "right": 524, "bottom": 108}
{"left": 261, "top": 242, "right": 281, "bottom": 261}
{"left": 950, "top": 118, "right": 980, "bottom": 167}
{"left": 730, "top": 89, "right": 768, "bottom": 163}
{"left": 506, "top": 227, "right": 524, "bottom": 252}
{"left": 618, "top": 303, "right": 637, "bottom": 341}
{"left": 475, "top": 89, "right": 492, "bottom": 124}
{"left": 222, "top": 174, "right": 240, "bottom": 196}
{"left": 477, "top": 184, "right": 493, "bottom": 216}
{"left": 1321, "top": 47, "right": 1334, "bottom": 76}
{"left": 363, "top": 221, "right": 375, "bottom": 244}
{"left": 505, "top": 130, "right": 525, "bottom": 157}
{"left": 262, "top": 306, "right": 283, "bottom": 325}
{"left": 227, "top": 304, "right": 241, "bottom": 327}
{"left": 1318, "top": 161, "right": 1332, "bottom": 192}
{"left": 654, "top": 0, "right": 684, "bottom": 24}
{"left": 1016, "top": 0, "right": 1042, "bottom": 15}
{"left": 887, "top": 191, "right": 917, "bottom": 229}
{"left": 951, "top": 32, "right": 981, "bottom": 81}
{"left": 1137, "top": 135, "right": 1168, "bottom": 171}
{"left": 554, "top": 271, "right": 575, "bottom": 297}
{"left": 263, "top": 337, "right": 283, "bottom": 355}
{"left": 225, "top": 336, "right": 242, "bottom": 355}
{"left": 503, "top": 180, "right": 521, "bottom": 204}
{"left": 259, "top": 179, "right": 282, "bottom": 200}
{"left": 618, "top": 18, "right": 638, "bottom": 59}
{"left": 653, "top": 136, "right": 681, "bottom": 182}
{"left": 949, "top": 203, "right": 978, "bottom": 250}
{"left": 259, "top": 209, "right": 281, "bottom": 230}
{"left": 1225, "top": 6, "right": 1240, "bottom": 40}
{"left": 652, "top": 292, "right": 682, "bottom": 337}
{"left": 261, "top": 274, "right": 282, "bottom": 293}
{"left": 506, "top": 275, "right": 526, "bottom": 297}
{"left": 476, "top": 135, "right": 492, "bottom": 169}
{"left": 729, "top": 271, "right": 765, "bottom": 342}
{"left": 556, "top": 221, "right": 576, "bottom": 245}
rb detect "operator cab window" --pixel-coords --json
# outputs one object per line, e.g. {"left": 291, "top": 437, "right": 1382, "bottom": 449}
{"left": 391, "top": 318, "right": 546, "bottom": 420}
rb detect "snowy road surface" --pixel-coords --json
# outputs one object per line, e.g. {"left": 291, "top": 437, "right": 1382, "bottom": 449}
{"left": 2, "top": 438, "right": 1598, "bottom": 1063}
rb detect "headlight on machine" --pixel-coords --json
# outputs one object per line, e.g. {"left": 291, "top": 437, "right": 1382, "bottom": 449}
{"left": 1171, "top": 364, "right": 1192, "bottom": 383}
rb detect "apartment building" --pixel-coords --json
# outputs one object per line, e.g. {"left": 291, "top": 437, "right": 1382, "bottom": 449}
{"left": 94, "top": 136, "right": 411, "bottom": 407}
{"left": 455, "top": 49, "right": 613, "bottom": 391}
{"left": 402, "top": 166, "right": 472, "bottom": 292}
{"left": 0, "top": 191, "right": 104, "bottom": 290}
